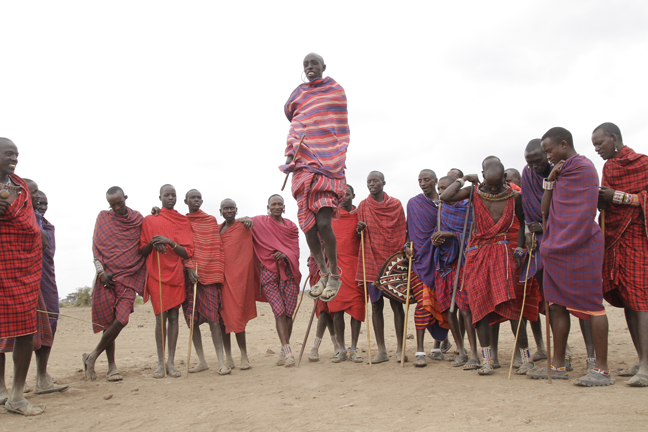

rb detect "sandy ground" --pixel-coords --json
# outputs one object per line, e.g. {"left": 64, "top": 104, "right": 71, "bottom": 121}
{"left": 1, "top": 300, "right": 646, "bottom": 431}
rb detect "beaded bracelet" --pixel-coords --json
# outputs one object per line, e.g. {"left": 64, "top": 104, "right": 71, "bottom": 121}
{"left": 612, "top": 190, "right": 625, "bottom": 204}
{"left": 456, "top": 178, "right": 465, "bottom": 188}
{"left": 542, "top": 178, "right": 555, "bottom": 190}
{"left": 513, "top": 248, "right": 527, "bottom": 259}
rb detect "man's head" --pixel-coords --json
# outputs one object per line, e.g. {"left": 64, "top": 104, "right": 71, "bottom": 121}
{"left": 341, "top": 184, "right": 355, "bottom": 210}
{"left": 366, "top": 171, "right": 385, "bottom": 197}
{"left": 592, "top": 122, "right": 623, "bottom": 161}
{"left": 524, "top": 138, "right": 549, "bottom": 176}
{"left": 267, "top": 194, "right": 285, "bottom": 218}
{"left": 220, "top": 198, "right": 237, "bottom": 221}
{"left": 541, "top": 127, "right": 574, "bottom": 165}
{"left": 184, "top": 189, "right": 203, "bottom": 213}
{"left": 447, "top": 168, "right": 463, "bottom": 178}
{"left": 0, "top": 138, "right": 18, "bottom": 179}
{"left": 303, "top": 53, "right": 326, "bottom": 82}
{"left": 106, "top": 186, "right": 128, "bottom": 215}
{"left": 437, "top": 175, "right": 457, "bottom": 195}
{"left": 481, "top": 159, "right": 506, "bottom": 194}
{"left": 418, "top": 169, "right": 437, "bottom": 198}
{"left": 505, "top": 168, "right": 521, "bottom": 187}
{"left": 159, "top": 184, "right": 177, "bottom": 210}
{"left": 37, "top": 191, "right": 49, "bottom": 216}
{"left": 22, "top": 178, "right": 39, "bottom": 208}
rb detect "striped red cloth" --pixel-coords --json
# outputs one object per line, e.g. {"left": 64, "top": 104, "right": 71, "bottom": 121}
{"left": 184, "top": 210, "right": 224, "bottom": 285}
{"left": 601, "top": 146, "right": 648, "bottom": 311}
{"left": 91, "top": 280, "right": 137, "bottom": 333}
{"left": 291, "top": 169, "right": 346, "bottom": 232}
{"left": 140, "top": 208, "right": 195, "bottom": 315}
{"left": 182, "top": 281, "right": 221, "bottom": 326}
{"left": 411, "top": 272, "right": 449, "bottom": 333}
{"left": 219, "top": 221, "right": 257, "bottom": 334}
{"left": 261, "top": 266, "right": 299, "bottom": 318}
{"left": 354, "top": 193, "right": 407, "bottom": 303}
{"left": 280, "top": 77, "right": 349, "bottom": 179}
{"left": 0, "top": 292, "right": 52, "bottom": 353}
{"left": 543, "top": 154, "right": 605, "bottom": 312}
{"left": 0, "top": 174, "right": 41, "bottom": 339}
{"left": 434, "top": 200, "right": 471, "bottom": 312}
{"left": 464, "top": 187, "right": 518, "bottom": 325}
{"left": 251, "top": 215, "right": 301, "bottom": 288}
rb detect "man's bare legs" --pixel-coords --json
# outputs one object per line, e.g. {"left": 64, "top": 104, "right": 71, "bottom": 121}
{"left": 189, "top": 322, "right": 228, "bottom": 373}
{"left": 84, "top": 320, "right": 124, "bottom": 381}
{"left": 221, "top": 326, "right": 250, "bottom": 369}
{"left": 310, "top": 312, "right": 337, "bottom": 361}
{"left": 548, "top": 304, "right": 570, "bottom": 370}
{"left": 333, "top": 311, "right": 362, "bottom": 362}
{"left": 460, "top": 310, "right": 480, "bottom": 366}
{"left": 475, "top": 317, "right": 495, "bottom": 375}
{"left": 391, "top": 299, "right": 406, "bottom": 362}
{"left": 579, "top": 318, "right": 596, "bottom": 369}
{"left": 447, "top": 309, "right": 467, "bottom": 358}
{"left": 628, "top": 310, "right": 648, "bottom": 385}
{"left": 305, "top": 208, "right": 340, "bottom": 298}
{"left": 275, "top": 313, "right": 295, "bottom": 366}
{"left": 371, "top": 297, "right": 388, "bottom": 363}
{"left": 5, "top": 335, "right": 43, "bottom": 414}
{"left": 154, "top": 309, "right": 181, "bottom": 378}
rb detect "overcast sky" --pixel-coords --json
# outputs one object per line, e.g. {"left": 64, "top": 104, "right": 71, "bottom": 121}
{"left": 2, "top": 1, "right": 647, "bottom": 298}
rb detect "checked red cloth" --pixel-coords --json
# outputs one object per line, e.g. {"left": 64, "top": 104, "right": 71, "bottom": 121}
{"left": 601, "top": 146, "right": 648, "bottom": 311}
{"left": 0, "top": 174, "right": 42, "bottom": 339}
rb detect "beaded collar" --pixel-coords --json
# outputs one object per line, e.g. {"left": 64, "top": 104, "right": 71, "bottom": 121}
{"left": 476, "top": 186, "right": 514, "bottom": 202}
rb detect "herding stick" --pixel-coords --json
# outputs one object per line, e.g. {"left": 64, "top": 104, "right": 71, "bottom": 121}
{"left": 281, "top": 134, "right": 306, "bottom": 191}
{"left": 401, "top": 254, "right": 413, "bottom": 368}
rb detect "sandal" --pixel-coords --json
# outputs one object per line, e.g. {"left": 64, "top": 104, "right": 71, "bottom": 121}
{"left": 440, "top": 340, "right": 453, "bottom": 354}
{"left": 515, "top": 362, "right": 536, "bottom": 375}
{"left": 218, "top": 366, "right": 232, "bottom": 375}
{"left": 452, "top": 354, "right": 469, "bottom": 367}
{"left": 532, "top": 351, "right": 548, "bottom": 361}
{"left": 463, "top": 358, "right": 480, "bottom": 371}
{"left": 4, "top": 399, "right": 45, "bottom": 416}
{"left": 348, "top": 350, "right": 364, "bottom": 363}
{"left": 332, "top": 350, "right": 348, "bottom": 363}
{"left": 527, "top": 367, "right": 569, "bottom": 380}
{"left": 616, "top": 364, "right": 639, "bottom": 377}
{"left": 284, "top": 356, "right": 296, "bottom": 368}
{"left": 478, "top": 363, "right": 495, "bottom": 376}
{"left": 414, "top": 352, "right": 427, "bottom": 368}
{"left": 627, "top": 373, "right": 648, "bottom": 387}
{"left": 308, "top": 348, "right": 320, "bottom": 362}
{"left": 107, "top": 371, "right": 124, "bottom": 381}
{"left": 307, "top": 272, "right": 329, "bottom": 300}
{"left": 34, "top": 383, "right": 69, "bottom": 395}
{"left": 573, "top": 369, "right": 615, "bottom": 387}
{"left": 585, "top": 358, "right": 596, "bottom": 373}
{"left": 428, "top": 349, "right": 447, "bottom": 361}
{"left": 321, "top": 269, "right": 342, "bottom": 303}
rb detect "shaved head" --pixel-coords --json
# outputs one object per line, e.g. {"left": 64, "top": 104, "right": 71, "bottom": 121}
{"left": 525, "top": 138, "right": 542, "bottom": 153}
{"left": 106, "top": 186, "right": 125, "bottom": 197}
{"left": 368, "top": 170, "right": 385, "bottom": 181}
{"left": 542, "top": 127, "right": 573, "bottom": 148}
{"left": 482, "top": 158, "right": 505, "bottom": 177}
{"left": 593, "top": 122, "right": 623, "bottom": 142}
{"left": 419, "top": 169, "right": 437, "bottom": 179}
{"left": 505, "top": 168, "right": 521, "bottom": 187}
{"left": 304, "top": 52, "right": 325, "bottom": 65}
{"left": 220, "top": 198, "right": 236, "bottom": 208}
{"left": 0, "top": 137, "right": 15, "bottom": 148}
{"left": 160, "top": 183, "right": 174, "bottom": 195}
{"left": 185, "top": 188, "right": 200, "bottom": 199}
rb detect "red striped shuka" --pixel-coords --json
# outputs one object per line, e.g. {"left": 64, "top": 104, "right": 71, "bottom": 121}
{"left": 280, "top": 77, "right": 349, "bottom": 233}
{"left": 601, "top": 146, "right": 648, "bottom": 312}
{"left": 463, "top": 187, "right": 518, "bottom": 326}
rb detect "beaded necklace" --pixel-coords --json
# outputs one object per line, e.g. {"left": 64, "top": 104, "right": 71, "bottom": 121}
{"left": 476, "top": 186, "right": 514, "bottom": 202}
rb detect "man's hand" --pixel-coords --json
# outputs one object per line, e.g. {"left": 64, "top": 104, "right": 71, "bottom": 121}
{"left": 187, "top": 268, "right": 199, "bottom": 284}
{"left": 527, "top": 222, "right": 543, "bottom": 234}
{"left": 0, "top": 198, "right": 10, "bottom": 216}
{"left": 237, "top": 216, "right": 253, "bottom": 229}
{"left": 357, "top": 221, "right": 367, "bottom": 233}
{"left": 272, "top": 251, "right": 287, "bottom": 261}
{"left": 514, "top": 255, "right": 522, "bottom": 269}
{"left": 431, "top": 231, "right": 454, "bottom": 246}
{"left": 100, "top": 272, "right": 115, "bottom": 288}
{"left": 40, "top": 229, "right": 49, "bottom": 250}
{"left": 599, "top": 186, "right": 615, "bottom": 204}
{"left": 525, "top": 233, "right": 537, "bottom": 251}
{"left": 151, "top": 235, "right": 171, "bottom": 253}
{"left": 405, "top": 244, "right": 415, "bottom": 259}
{"left": 285, "top": 155, "right": 294, "bottom": 165}
{"left": 463, "top": 174, "right": 479, "bottom": 184}
{"left": 151, "top": 206, "right": 161, "bottom": 216}
{"left": 547, "top": 160, "right": 565, "bottom": 182}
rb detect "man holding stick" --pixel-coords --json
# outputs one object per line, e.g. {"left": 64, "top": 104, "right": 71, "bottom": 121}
{"left": 182, "top": 189, "right": 229, "bottom": 375}
{"left": 83, "top": 186, "right": 146, "bottom": 382}
{"left": 356, "top": 171, "right": 407, "bottom": 363}
{"left": 593, "top": 122, "right": 648, "bottom": 387}
{"left": 528, "top": 126, "right": 613, "bottom": 386}
{"left": 280, "top": 52, "right": 349, "bottom": 302}
{"left": 140, "top": 184, "right": 194, "bottom": 378}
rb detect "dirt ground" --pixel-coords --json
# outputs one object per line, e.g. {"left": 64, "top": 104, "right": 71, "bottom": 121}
{"left": 1, "top": 301, "right": 646, "bottom": 431}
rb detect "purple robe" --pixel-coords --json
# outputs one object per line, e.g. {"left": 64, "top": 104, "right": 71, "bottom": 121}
{"left": 406, "top": 194, "right": 438, "bottom": 288}
{"left": 41, "top": 217, "right": 59, "bottom": 335}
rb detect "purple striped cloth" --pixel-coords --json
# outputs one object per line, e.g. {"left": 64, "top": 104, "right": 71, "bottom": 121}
{"left": 40, "top": 218, "right": 59, "bottom": 335}
{"left": 520, "top": 165, "right": 545, "bottom": 279}
{"left": 434, "top": 199, "right": 471, "bottom": 278}
{"left": 406, "top": 194, "right": 438, "bottom": 288}
{"left": 543, "top": 154, "right": 604, "bottom": 312}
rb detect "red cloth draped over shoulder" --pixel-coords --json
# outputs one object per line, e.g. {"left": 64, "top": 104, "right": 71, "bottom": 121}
{"left": 506, "top": 183, "right": 540, "bottom": 321}
{"left": 140, "top": 208, "right": 195, "bottom": 314}
{"left": 355, "top": 193, "right": 407, "bottom": 283}
{"left": 184, "top": 210, "right": 224, "bottom": 285}
{"left": 251, "top": 215, "right": 301, "bottom": 302}
{"left": 219, "top": 221, "right": 258, "bottom": 333}
{"left": 464, "top": 187, "right": 517, "bottom": 325}
{"left": 543, "top": 154, "right": 604, "bottom": 312}
{"left": 93, "top": 207, "right": 147, "bottom": 296}
{"left": 0, "top": 174, "right": 42, "bottom": 339}
{"left": 601, "top": 146, "right": 648, "bottom": 311}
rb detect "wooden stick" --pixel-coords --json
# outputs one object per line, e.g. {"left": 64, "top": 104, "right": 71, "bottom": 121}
{"left": 401, "top": 255, "right": 413, "bottom": 368}
{"left": 37, "top": 309, "right": 105, "bottom": 328}
{"left": 296, "top": 299, "right": 318, "bottom": 368}
{"left": 361, "top": 231, "right": 372, "bottom": 365}
{"left": 449, "top": 184, "right": 474, "bottom": 313}
{"left": 157, "top": 252, "right": 167, "bottom": 378}
{"left": 542, "top": 213, "right": 552, "bottom": 384}
{"left": 508, "top": 236, "right": 534, "bottom": 379}
{"left": 186, "top": 264, "right": 198, "bottom": 377}
{"left": 281, "top": 134, "right": 306, "bottom": 191}
{"left": 601, "top": 209, "right": 606, "bottom": 236}
{"left": 292, "top": 275, "right": 311, "bottom": 323}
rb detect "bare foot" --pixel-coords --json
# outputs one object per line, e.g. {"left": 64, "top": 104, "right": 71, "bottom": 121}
{"left": 240, "top": 356, "right": 252, "bottom": 370}
{"left": 396, "top": 352, "right": 408, "bottom": 363}
{"left": 153, "top": 365, "right": 165, "bottom": 379}
{"left": 532, "top": 350, "right": 547, "bottom": 361}
{"left": 82, "top": 353, "right": 97, "bottom": 381}
{"left": 371, "top": 352, "right": 389, "bottom": 364}
{"left": 106, "top": 365, "right": 122, "bottom": 381}
{"left": 166, "top": 365, "right": 182, "bottom": 378}
{"left": 188, "top": 363, "right": 209, "bottom": 373}
{"left": 320, "top": 276, "right": 341, "bottom": 302}
{"left": 34, "top": 382, "right": 69, "bottom": 395}
{"left": 225, "top": 358, "right": 235, "bottom": 369}
{"left": 4, "top": 399, "right": 45, "bottom": 416}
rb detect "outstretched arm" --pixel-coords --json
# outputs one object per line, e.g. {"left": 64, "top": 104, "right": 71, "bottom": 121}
{"left": 440, "top": 175, "right": 477, "bottom": 203}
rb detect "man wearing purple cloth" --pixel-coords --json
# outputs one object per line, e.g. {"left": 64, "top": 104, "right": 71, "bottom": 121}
{"left": 36, "top": 192, "right": 59, "bottom": 339}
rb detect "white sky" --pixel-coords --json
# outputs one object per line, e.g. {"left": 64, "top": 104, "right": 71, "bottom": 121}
{"left": 2, "top": 1, "right": 647, "bottom": 298}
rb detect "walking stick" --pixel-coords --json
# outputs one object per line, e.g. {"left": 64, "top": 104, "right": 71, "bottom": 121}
{"left": 157, "top": 251, "right": 167, "bottom": 378}
{"left": 296, "top": 299, "right": 318, "bottom": 368}
{"left": 508, "top": 236, "right": 534, "bottom": 380}
{"left": 292, "top": 275, "right": 311, "bottom": 323}
{"left": 449, "top": 184, "right": 474, "bottom": 313}
{"left": 186, "top": 264, "right": 198, "bottom": 377}
{"left": 401, "top": 254, "right": 413, "bottom": 368}
{"left": 601, "top": 209, "right": 606, "bottom": 236}
{"left": 542, "top": 213, "right": 552, "bottom": 384}
{"left": 281, "top": 134, "right": 306, "bottom": 191}
{"left": 361, "top": 231, "right": 372, "bottom": 365}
